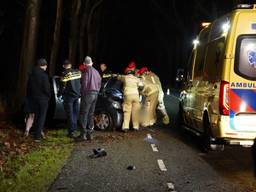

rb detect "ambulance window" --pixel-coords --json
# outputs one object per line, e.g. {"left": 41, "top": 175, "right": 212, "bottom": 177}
{"left": 235, "top": 35, "right": 256, "bottom": 80}
{"left": 193, "top": 29, "right": 210, "bottom": 79}
{"left": 204, "top": 37, "right": 225, "bottom": 81}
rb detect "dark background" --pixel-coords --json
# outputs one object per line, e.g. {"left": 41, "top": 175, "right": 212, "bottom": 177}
{"left": 0, "top": 0, "right": 255, "bottom": 110}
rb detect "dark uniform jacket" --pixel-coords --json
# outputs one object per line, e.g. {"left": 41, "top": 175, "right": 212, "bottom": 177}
{"left": 60, "top": 68, "right": 81, "bottom": 98}
{"left": 27, "top": 67, "right": 51, "bottom": 100}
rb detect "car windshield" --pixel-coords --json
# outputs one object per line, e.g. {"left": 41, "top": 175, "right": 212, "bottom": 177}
{"left": 104, "top": 77, "right": 123, "bottom": 91}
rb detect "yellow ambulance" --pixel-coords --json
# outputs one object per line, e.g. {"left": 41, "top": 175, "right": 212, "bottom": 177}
{"left": 180, "top": 4, "right": 256, "bottom": 151}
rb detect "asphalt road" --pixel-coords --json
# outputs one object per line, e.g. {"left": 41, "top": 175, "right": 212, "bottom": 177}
{"left": 48, "top": 94, "right": 256, "bottom": 192}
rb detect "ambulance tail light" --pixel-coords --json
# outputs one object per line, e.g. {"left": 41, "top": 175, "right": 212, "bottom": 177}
{"left": 219, "top": 81, "right": 230, "bottom": 115}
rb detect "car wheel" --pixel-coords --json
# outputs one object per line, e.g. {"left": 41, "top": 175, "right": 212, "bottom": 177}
{"left": 201, "top": 114, "right": 212, "bottom": 153}
{"left": 177, "top": 102, "right": 184, "bottom": 129}
{"left": 94, "top": 111, "right": 114, "bottom": 131}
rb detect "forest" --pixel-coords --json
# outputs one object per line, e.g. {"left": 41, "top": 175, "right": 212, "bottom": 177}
{"left": 0, "top": 0, "right": 249, "bottom": 113}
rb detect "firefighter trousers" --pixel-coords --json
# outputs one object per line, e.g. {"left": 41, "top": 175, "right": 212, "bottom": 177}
{"left": 122, "top": 94, "right": 140, "bottom": 130}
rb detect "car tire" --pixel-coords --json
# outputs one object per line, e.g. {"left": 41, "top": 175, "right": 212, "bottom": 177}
{"left": 94, "top": 111, "right": 114, "bottom": 131}
{"left": 201, "top": 114, "right": 212, "bottom": 153}
{"left": 177, "top": 102, "right": 184, "bottom": 129}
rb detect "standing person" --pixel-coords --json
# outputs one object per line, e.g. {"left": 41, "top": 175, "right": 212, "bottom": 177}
{"left": 59, "top": 60, "right": 81, "bottom": 138}
{"left": 117, "top": 66, "right": 143, "bottom": 132}
{"left": 139, "top": 67, "right": 170, "bottom": 125}
{"left": 76, "top": 56, "right": 101, "bottom": 141}
{"left": 27, "top": 58, "right": 50, "bottom": 142}
{"left": 100, "top": 63, "right": 112, "bottom": 86}
{"left": 138, "top": 67, "right": 159, "bottom": 127}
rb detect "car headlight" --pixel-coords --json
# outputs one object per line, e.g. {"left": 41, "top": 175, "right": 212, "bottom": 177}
{"left": 112, "top": 101, "right": 121, "bottom": 109}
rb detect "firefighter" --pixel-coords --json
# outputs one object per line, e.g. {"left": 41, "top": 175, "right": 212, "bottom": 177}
{"left": 139, "top": 67, "right": 170, "bottom": 125}
{"left": 139, "top": 67, "right": 159, "bottom": 127}
{"left": 117, "top": 66, "right": 143, "bottom": 132}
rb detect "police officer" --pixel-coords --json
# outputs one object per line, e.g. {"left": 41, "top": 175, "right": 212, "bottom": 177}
{"left": 117, "top": 66, "right": 143, "bottom": 132}
{"left": 59, "top": 60, "right": 81, "bottom": 138}
{"left": 139, "top": 67, "right": 170, "bottom": 125}
{"left": 139, "top": 67, "right": 159, "bottom": 127}
{"left": 100, "top": 63, "right": 113, "bottom": 86}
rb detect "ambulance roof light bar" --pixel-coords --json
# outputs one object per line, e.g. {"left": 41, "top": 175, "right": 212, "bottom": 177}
{"left": 236, "top": 4, "right": 253, "bottom": 9}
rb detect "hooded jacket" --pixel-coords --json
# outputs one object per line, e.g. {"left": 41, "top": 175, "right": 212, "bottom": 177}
{"left": 27, "top": 67, "right": 51, "bottom": 100}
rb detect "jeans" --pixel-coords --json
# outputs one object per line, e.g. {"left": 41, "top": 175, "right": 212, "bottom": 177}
{"left": 33, "top": 98, "right": 48, "bottom": 139}
{"left": 79, "top": 91, "right": 98, "bottom": 135}
{"left": 64, "top": 96, "right": 79, "bottom": 134}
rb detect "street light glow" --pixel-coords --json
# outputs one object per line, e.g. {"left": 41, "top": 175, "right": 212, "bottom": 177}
{"left": 222, "top": 21, "right": 230, "bottom": 33}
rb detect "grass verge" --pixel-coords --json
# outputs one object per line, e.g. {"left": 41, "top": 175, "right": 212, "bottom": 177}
{"left": 0, "top": 128, "right": 74, "bottom": 192}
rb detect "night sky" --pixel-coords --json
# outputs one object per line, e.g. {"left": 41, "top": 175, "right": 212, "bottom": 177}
{"left": 1, "top": 0, "right": 256, "bottom": 103}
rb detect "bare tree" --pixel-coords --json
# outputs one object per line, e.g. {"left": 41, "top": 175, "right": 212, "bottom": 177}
{"left": 49, "top": 0, "right": 63, "bottom": 76}
{"left": 16, "top": 0, "right": 42, "bottom": 107}
{"left": 79, "top": 0, "right": 104, "bottom": 61}
{"left": 68, "top": 0, "right": 81, "bottom": 65}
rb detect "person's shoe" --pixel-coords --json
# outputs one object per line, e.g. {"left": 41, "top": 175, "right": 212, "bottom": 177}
{"left": 86, "top": 133, "right": 93, "bottom": 141}
{"left": 67, "top": 132, "right": 76, "bottom": 138}
{"left": 34, "top": 138, "right": 42, "bottom": 143}
{"left": 24, "top": 131, "right": 29, "bottom": 137}
{"left": 132, "top": 128, "right": 139, "bottom": 131}
{"left": 121, "top": 129, "right": 128, "bottom": 133}
{"left": 74, "top": 135, "right": 87, "bottom": 142}
{"left": 41, "top": 131, "right": 46, "bottom": 139}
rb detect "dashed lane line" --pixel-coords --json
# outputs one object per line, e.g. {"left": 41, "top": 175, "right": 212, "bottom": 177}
{"left": 157, "top": 159, "right": 167, "bottom": 171}
{"left": 151, "top": 144, "right": 158, "bottom": 152}
{"left": 167, "top": 182, "right": 176, "bottom": 191}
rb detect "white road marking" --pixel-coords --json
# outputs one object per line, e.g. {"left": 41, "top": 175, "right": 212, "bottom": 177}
{"left": 151, "top": 144, "right": 158, "bottom": 152}
{"left": 167, "top": 182, "right": 175, "bottom": 191}
{"left": 147, "top": 133, "right": 152, "bottom": 139}
{"left": 157, "top": 159, "right": 167, "bottom": 171}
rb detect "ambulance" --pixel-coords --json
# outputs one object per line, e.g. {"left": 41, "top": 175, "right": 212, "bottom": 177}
{"left": 180, "top": 4, "right": 256, "bottom": 151}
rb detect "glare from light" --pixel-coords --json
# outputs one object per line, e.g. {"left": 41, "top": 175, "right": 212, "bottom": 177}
{"left": 193, "top": 39, "right": 199, "bottom": 46}
{"left": 222, "top": 22, "right": 230, "bottom": 33}
{"left": 201, "top": 22, "right": 211, "bottom": 28}
{"left": 245, "top": 43, "right": 255, "bottom": 51}
{"left": 239, "top": 101, "right": 247, "bottom": 112}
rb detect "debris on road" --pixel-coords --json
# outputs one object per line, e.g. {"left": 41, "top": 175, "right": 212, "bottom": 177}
{"left": 89, "top": 148, "right": 107, "bottom": 158}
{"left": 144, "top": 135, "right": 159, "bottom": 144}
{"left": 127, "top": 165, "right": 136, "bottom": 170}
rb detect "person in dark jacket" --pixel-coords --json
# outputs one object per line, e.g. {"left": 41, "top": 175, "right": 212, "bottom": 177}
{"left": 59, "top": 60, "right": 81, "bottom": 138}
{"left": 76, "top": 56, "right": 101, "bottom": 141}
{"left": 27, "top": 58, "right": 50, "bottom": 142}
{"left": 99, "top": 63, "right": 112, "bottom": 88}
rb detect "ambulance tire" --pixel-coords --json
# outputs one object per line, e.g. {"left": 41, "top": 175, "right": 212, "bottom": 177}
{"left": 202, "top": 114, "right": 212, "bottom": 153}
{"left": 177, "top": 102, "right": 184, "bottom": 128}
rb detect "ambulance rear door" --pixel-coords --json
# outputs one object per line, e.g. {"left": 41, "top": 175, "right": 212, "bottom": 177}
{"left": 229, "top": 11, "right": 256, "bottom": 135}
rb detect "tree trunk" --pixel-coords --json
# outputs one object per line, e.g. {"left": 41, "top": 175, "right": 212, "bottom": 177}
{"left": 87, "top": 0, "right": 104, "bottom": 57}
{"left": 49, "top": 0, "right": 63, "bottom": 76}
{"left": 68, "top": 0, "right": 81, "bottom": 65}
{"left": 16, "top": 0, "right": 41, "bottom": 108}
{"left": 79, "top": 0, "right": 90, "bottom": 62}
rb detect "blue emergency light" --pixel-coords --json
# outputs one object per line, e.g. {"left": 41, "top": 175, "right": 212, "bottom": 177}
{"left": 252, "top": 23, "right": 256, "bottom": 29}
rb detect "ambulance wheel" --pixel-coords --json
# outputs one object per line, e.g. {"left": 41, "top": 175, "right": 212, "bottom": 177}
{"left": 94, "top": 111, "right": 114, "bottom": 131}
{"left": 177, "top": 102, "right": 184, "bottom": 128}
{"left": 202, "top": 114, "right": 212, "bottom": 153}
